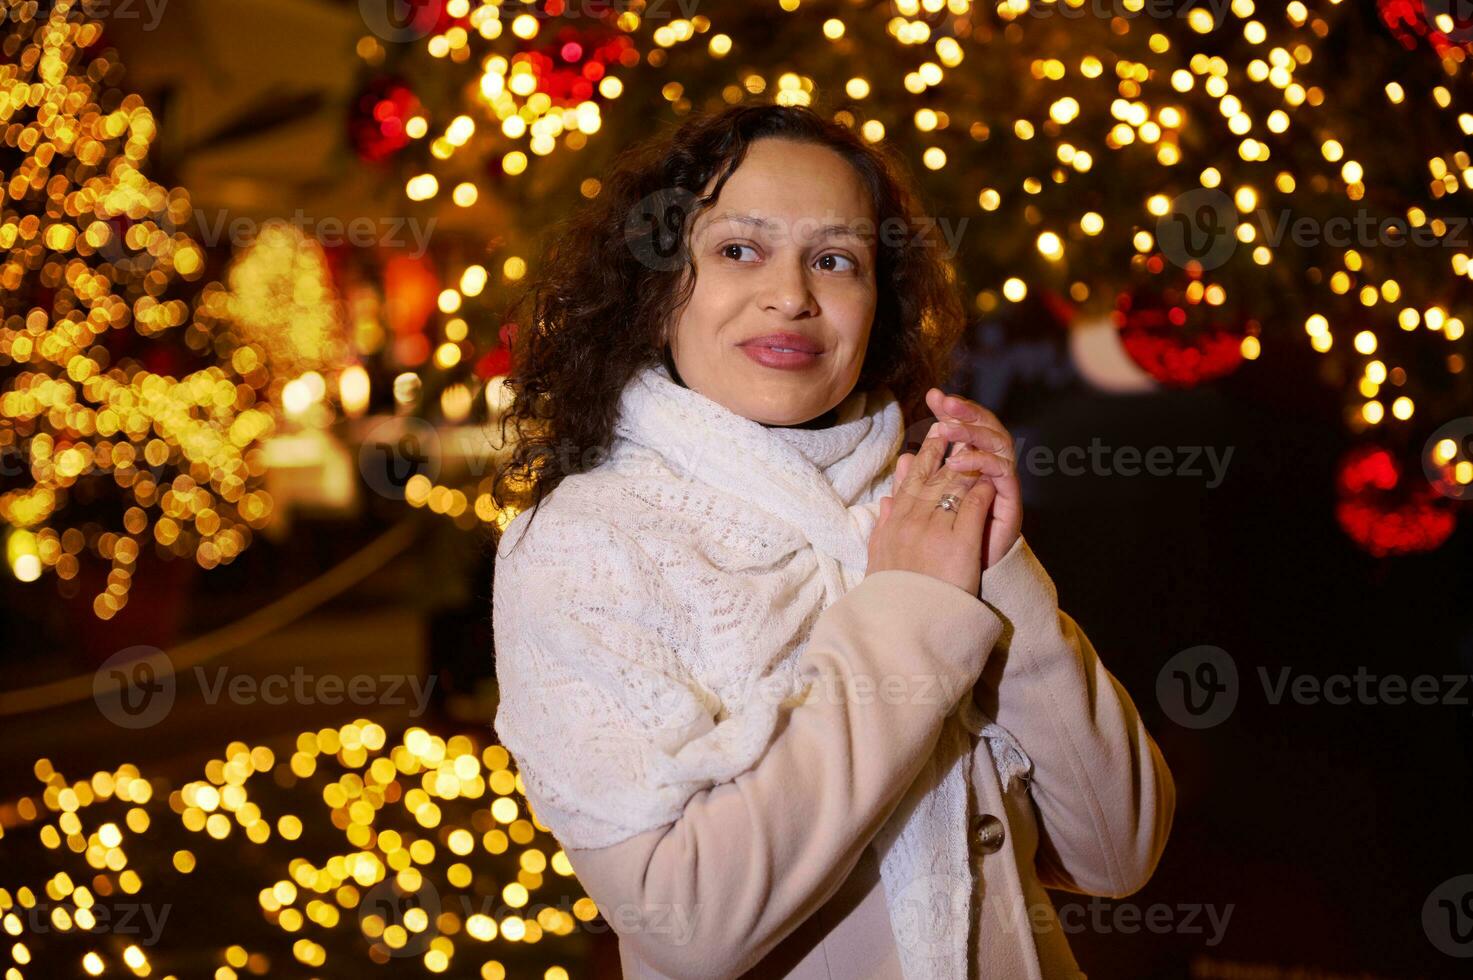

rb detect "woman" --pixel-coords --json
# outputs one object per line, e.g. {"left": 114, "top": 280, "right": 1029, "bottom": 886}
{"left": 491, "top": 104, "right": 1175, "bottom": 980}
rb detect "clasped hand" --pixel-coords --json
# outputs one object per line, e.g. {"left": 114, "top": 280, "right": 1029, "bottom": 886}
{"left": 865, "top": 388, "right": 1022, "bottom": 596}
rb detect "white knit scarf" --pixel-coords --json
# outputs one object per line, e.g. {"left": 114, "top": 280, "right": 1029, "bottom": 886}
{"left": 496, "top": 361, "right": 1007, "bottom": 979}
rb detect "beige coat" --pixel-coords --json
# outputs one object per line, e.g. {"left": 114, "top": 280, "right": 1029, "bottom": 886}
{"left": 562, "top": 536, "right": 1176, "bottom": 979}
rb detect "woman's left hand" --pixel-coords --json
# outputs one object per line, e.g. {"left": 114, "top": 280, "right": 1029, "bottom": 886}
{"left": 894, "top": 388, "right": 1022, "bottom": 570}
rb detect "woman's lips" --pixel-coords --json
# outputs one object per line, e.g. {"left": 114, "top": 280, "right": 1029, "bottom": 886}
{"left": 739, "top": 344, "right": 822, "bottom": 370}
{"left": 738, "top": 334, "right": 824, "bottom": 370}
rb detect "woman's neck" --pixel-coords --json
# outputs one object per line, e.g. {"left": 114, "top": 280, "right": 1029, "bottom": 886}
{"left": 662, "top": 347, "right": 840, "bottom": 430}
{"left": 766, "top": 408, "right": 838, "bottom": 430}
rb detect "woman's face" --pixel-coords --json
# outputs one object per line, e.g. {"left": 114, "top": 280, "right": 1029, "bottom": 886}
{"left": 665, "top": 138, "right": 878, "bottom": 427}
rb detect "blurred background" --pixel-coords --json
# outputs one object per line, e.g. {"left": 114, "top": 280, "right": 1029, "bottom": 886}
{"left": 2, "top": 0, "right": 1472, "bottom": 977}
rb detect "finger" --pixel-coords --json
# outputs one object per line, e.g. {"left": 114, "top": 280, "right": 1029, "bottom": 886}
{"left": 942, "top": 448, "right": 1013, "bottom": 479}
{"left": 988, "top": 465, "right": 1022, "bottom": 505}
{"left": 988, "top": 469, "right": 1024, "bottom": 530}
{"left": 894, "top": 452, "right": 913, "bottom": 487}
{"left": 930, "top": 393, "right": 1012, "bottom": 458}
{"left": 927, "top": 454, "right": 983, "bottom": 523}
{"left": 934, "top": 420, "right": 1013, "bottom": 459}
{"left": 953, "top": 470, "right": 997, "bottom": 542}
{"left": 929, "top": 388, "right": 1005, "bottom": 431}
{"left": 897, "top": 424, "right": 950, "bottom": 505}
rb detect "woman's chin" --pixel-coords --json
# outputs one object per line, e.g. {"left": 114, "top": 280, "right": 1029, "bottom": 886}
{"left": 740, "top": 395, "right": 832, "bottom": 428}
{"left": 697, "top": 355, "right": 848, "bottom": 425}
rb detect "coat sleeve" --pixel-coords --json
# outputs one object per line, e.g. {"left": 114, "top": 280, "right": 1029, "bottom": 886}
{"left": 972, "top": 535, "right": 1176, "bottom": 899}
{"left": 503, "top": 552, "right": 1004, "bottom": 980}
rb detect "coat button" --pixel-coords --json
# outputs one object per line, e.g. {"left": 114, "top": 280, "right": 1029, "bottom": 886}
{"left": 971, "top": 814, "right": 1005, "bottom": 854}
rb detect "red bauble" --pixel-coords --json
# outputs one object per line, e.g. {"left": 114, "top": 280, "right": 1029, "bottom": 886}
{"left": 472, "top": 322, "right": 518, "bottom": 379}
{"left": 349, "top": 77, "right": 422, "bottom": 164}
{"left": 511, "top": 27, "right": 631, "bottom": 107}
{"left": 474, "top": 347, "right": 511, "bottom": 380}
{"left": 1378, "top": 0, "right": 1473, "bottom": 55}
{"left": 1334, "top": 443, "right": 1458, "bottom": 556}
{"left": 1114, "top": 285, "right": 1248, "bottom": 387}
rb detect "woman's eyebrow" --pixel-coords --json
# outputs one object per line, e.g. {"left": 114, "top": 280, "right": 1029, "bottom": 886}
{"left": 703, "top": 211, "right": 872, "bottom": 242}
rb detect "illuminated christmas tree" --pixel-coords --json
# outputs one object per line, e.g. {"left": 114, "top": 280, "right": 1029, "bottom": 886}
{"left": 194, "top": 221, "right": 353, "bottom": 423}
{"left": 0, "top": 0, "right": 279, "bottom": 615}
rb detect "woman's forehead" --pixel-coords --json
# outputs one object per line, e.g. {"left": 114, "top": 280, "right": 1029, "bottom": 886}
{"left": 709, "top": 140, "right": 873, "bottom": 216}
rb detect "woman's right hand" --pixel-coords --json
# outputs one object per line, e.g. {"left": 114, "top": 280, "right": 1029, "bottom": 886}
{"left": 865, "top": 423, "right": 997, "bottom": 596}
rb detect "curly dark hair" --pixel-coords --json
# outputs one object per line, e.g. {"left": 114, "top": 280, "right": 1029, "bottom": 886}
{"left": 491, "top": 103, "right": 967, "bottom": 542}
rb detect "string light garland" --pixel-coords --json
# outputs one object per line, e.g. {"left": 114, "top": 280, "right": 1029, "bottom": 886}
{"left": 0, "top": 722, "right": 591, "bottom": 978}
{"left": 344, "top": 0, "right": 1473, "bottom": 550}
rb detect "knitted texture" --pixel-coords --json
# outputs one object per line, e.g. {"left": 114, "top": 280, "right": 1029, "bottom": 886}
{"left": 492, "top": 360, "right": 1028, "bottom": 980}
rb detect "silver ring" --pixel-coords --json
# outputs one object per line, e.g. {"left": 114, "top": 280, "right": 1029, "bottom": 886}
{"left": 935, "top": 493, "right": 961, "bottom": 513}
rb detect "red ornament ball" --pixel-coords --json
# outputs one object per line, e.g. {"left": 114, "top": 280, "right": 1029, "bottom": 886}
{"left": 349, "top": 77, "right": 421, "bottom": 164}
{"left": 1334, "top": 443, "right": 1457, "bottom": 556}
{"left": 1114, "top": 286, "right": 1248, "bottom": 387}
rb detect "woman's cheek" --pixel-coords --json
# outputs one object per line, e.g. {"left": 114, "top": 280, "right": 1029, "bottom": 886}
{"left": 830, "top": 285, "right": 877, "bottom": 349}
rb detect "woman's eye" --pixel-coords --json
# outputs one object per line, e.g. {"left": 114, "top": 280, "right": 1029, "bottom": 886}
{"left": 816, "top": 253, "right": 857, "bottom": 273}
{"left": 720, "top": 243, "right": 759, "bottom": 262}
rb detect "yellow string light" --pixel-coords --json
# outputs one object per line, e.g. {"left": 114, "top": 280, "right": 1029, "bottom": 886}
{"left": 1, "top": 724, "right": 585, "bottom": 975}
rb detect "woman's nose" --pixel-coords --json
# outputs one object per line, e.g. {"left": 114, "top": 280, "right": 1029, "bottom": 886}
{"left": 758, "top": 258, "right": 819, "bottom": 319}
